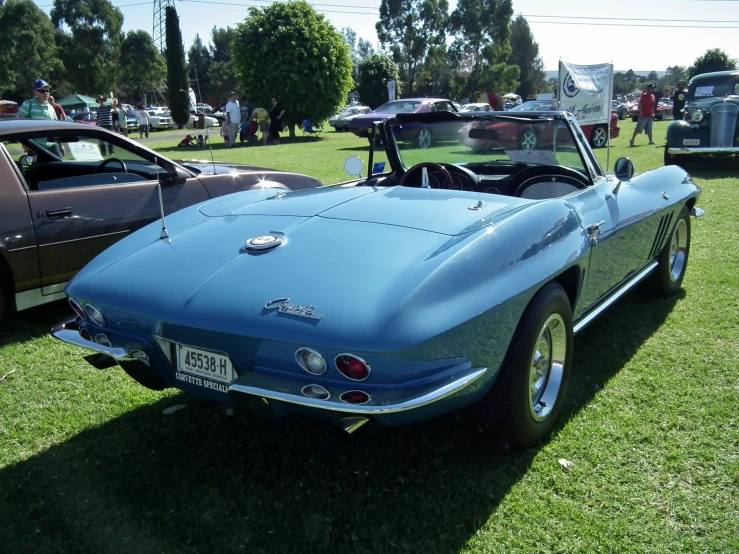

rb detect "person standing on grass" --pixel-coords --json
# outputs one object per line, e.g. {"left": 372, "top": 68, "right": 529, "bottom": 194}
{"left": 225, "top": 92, "right": 240, "bottom": 147}
{"left": 252, "top": 106, "right": 270, "bottom": 146}
{"left": 96, "top": 96, "right": 115, "bottom": 155}
{"left": 630, "top": 83, "right": 656, "bottom": 147}
{"left": 17, "top": 79, "right": 63, "bottom": 158}
{"left": 118, "top": 101, "right": 128, "bottom": 137}
{"left": 137, "top": 107, "right": 150, "bottom": 138}
{"left": 673, "top": 80, "right": 688, "bottom": 121}
{"left": 268, "top": 97, "right": 285, "bottom": 145}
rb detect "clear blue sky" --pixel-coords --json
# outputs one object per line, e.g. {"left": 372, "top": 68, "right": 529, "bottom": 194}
{"left": 34, "top": 0, "right": 739, "bottom": 72}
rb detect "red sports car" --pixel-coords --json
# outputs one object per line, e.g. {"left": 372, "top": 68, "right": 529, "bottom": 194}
{"left": 460, "top": 101, "right": 619, "bottom": 150}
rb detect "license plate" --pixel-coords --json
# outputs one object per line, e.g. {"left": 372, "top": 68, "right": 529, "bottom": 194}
{"left": 683, "top": 139, "right": 700, "bottom": 146}
{"left": 177, "top": 344, "right": 234, "bottom": 385}
{"left": 367, "top": 127, "right": 373, "bottom": 135}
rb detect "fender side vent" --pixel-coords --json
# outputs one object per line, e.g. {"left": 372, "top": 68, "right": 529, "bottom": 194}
{"left": 649, "top": 212, "right": 674, "bottom": 259}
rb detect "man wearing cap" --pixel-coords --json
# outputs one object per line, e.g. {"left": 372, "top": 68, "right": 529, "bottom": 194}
{"left": 630, "top": 83, "right": 657, "bottom": 147}
{"left": 17, "top": 79, "right": 58, "bottom": 121}
{"left": 17, "top": 79, "right": 63, "bottom": 158}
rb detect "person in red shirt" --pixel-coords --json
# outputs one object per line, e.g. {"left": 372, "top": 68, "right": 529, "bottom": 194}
{"left": 630, "top": 83, "right": 656, "bottom": 147}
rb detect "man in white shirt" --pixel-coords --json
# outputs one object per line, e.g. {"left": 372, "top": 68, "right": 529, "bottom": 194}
{"left": 136, "top": 108, "right": 151, "bottom": 138}
{"left": 225, "top": 92, "right": 240, "bottom": 147}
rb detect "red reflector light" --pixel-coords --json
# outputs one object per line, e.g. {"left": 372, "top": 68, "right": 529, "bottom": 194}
{"left": 335, "top": 354, "right": 370, "bottom": 381}
{"left": 340, "top": 390, "right": 371, "bottom": 405}
{"left": 69, "top": 298, "right": 86, "bottom": 320}
{"left": 79, "top": 327, "right": 92, "bottom": 341}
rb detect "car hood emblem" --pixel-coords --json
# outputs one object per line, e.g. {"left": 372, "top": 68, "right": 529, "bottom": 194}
{"left": 244, "top": 232, "right": 284, "bottom": 252}
{"left": 264, "top": 298, "right": 322, "bottom": 320}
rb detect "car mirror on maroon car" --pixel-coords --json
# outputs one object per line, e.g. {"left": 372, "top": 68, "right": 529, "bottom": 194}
{"left": 614, "top": 157, "right": 634, "bottom": 182}
{"left": 344, "top": 156, "right": 363, "bottom": 178}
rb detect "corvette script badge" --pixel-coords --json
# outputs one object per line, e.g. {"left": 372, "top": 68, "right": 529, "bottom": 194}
{"left": 264, "top": 298, "right": 322, "bottom": 320}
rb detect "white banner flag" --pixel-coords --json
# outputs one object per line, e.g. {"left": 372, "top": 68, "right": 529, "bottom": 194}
{"left": 387, "top": 80, "right": 396, "bottom": 102}
{"left": 557, "top": 61, "right": 613, "bottom": 125}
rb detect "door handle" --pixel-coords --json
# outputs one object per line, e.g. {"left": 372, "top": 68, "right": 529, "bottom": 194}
{"left": 46, "top": 208, "right": 72, "bottom": 219}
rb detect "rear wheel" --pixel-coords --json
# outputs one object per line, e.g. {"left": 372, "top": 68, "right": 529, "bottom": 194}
{"left": 417, "top": 128, "right": 432, "bottom": 149}
{"left": 590, "top": 125, "right": 608, "bottom": 148}
{"left": 648, "top": 206, "right": 691, "bottom": 297}
{"left": 518, "top": 129, "right": 538, "bottom": 150}
{"left": 491, "top": 283, "right": 573, "bottom": 450}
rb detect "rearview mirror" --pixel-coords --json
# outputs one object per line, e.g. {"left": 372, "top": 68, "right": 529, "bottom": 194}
{"left": 468, "top": 127, "right": 499, "bottom": 140}
{"left": 344, "top": 156, "right": 363, "bottom": 177}
{"left": 614, "top": 157, "right": 634, "bottom": 181}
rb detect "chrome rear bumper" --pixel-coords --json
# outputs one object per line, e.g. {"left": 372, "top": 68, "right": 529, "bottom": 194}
{"left": 667, "top": 147, "right": 739, "bottom": 154}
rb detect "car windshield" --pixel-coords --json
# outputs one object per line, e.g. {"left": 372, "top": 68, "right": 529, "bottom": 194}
{"left": 388, "top": 116, "right": 588, "bottom": 174}
{"left": 689, "top": 78, "right": 739, "bottom": 98}
{"left": 510, "top": 102, "right": 556, "bottom": 112}
{"left": 376, "top": 101, "right": 422, "bottom": 113}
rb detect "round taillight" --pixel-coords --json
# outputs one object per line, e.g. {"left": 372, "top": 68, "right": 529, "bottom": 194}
{"left": 301, "top": 384, "right": 330, "bottom": 400}
{"left": 295, "top": 348, "right": 327, "bottom": 375}
{"left": 69, "top": 298, "right": 86, "bottom": 320}
{"left": 84, "top": 303, "right": 105, "bottom": 326}
{"left": 340, "top": 390, "right": 371, "bottom": 405}
{"left": 79, "top": 327, "right": 91, "bottom": 341}
{"left": 335, "top": 354, "right": 370, "bottom": 381}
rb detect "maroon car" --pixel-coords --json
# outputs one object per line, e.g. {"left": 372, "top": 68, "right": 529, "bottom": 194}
{"left": 0, "top": 120, "right": 321, "bottom": 324}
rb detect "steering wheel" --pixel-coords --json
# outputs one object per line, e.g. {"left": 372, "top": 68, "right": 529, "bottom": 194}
{"left": 98, "top": 157, "right": 128, "bottom": 173}
{"left": 509, "top": 165, "right": 589, "bottom": 197}
{"left": 398, "top": 162, "right": 453, "bottom": 189}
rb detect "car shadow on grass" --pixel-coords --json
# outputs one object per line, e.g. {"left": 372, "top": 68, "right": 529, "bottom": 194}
{"left": 0, "top": 290, "right": 679, "bottom": 554}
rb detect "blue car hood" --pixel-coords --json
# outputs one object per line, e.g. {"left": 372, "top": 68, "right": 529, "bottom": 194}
{"left": 198, "top": 185, "right": 525, "bottom": 236}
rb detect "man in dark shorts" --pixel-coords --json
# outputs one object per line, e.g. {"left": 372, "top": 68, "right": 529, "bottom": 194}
{"left": 630, "top": 83, "right": 656, "bottom": 147}
{"left": 673, "top": 80, "right": 688, "bottom": 121}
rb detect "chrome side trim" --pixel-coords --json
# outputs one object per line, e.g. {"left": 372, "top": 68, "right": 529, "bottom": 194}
{"left": 37, "top": 230, "right": 129, "bottom": 247}
{"left": 228, "top": 366, "right": 488, "bottom": 415}
{"left": 574, "top": 262, "right": 658, "bottom": 334}
{"left": 667, "top": 147, "right": 739, "bottom": 154}
{"left": 42, "top": 283, "right": 67, "bottom": 295}
{"left": 15, "top": 286, "right": 67, "bottom": 311}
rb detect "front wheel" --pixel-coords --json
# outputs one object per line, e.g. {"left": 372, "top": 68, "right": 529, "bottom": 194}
{"left": 590, "top": 125, "right": 608, "bottom": 148}
{"left": 647, "top": 206, "right": 691, "bottom": 297}
{"left": 491, "top": 282, "right": 573, "bottom": 450}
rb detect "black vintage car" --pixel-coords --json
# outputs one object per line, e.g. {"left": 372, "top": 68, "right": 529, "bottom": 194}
{"left": 664, "top": 70, "right": 739, "bottom": 167}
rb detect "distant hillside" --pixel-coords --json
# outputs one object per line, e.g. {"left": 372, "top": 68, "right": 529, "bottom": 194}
{"left": 544, "top": 70, "right": 666, "bottom": 81}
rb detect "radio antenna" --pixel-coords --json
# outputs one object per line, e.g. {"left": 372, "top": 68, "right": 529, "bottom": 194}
{"left": 154, "top": 156, "right": 170, "bottom": 240}
{"left": 194, "top": 69, "right": 216, "bottom": 174}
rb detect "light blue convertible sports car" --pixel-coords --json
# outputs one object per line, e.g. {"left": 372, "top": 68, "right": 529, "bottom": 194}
{"left": 52, "top": 110, "right": 703, "bottom": 449}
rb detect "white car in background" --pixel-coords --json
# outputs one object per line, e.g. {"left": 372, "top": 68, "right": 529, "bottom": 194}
{"left": 147, "top": 110, "right": 174, "bottom": 130}
{"left": 188, "top": 113, "right": 220, "bottom": 128}
{"left": 459, "top": 103, "right": 493, "bottom": 113}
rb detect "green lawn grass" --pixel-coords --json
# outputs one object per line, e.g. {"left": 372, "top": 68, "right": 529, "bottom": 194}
{"left": 1, "top": 121, "right": 738, "bottom": 553}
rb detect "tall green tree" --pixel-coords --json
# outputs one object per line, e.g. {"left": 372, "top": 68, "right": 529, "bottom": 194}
{"left": 208, "top": 26, "right": 238, "bottom": 103}
{"left": 449, "top": 0, "right": 519, "bottom": 97}
{"left": 188, "top": 34, "right": 212, "bottom": 100}
{"left": 232, "top": 0, "right": 353, "bottom": 135}
{"left": 416, "top": 45, "right": 453, "bottom": 97}
{"left": 508, "top": 15, "right": 544, "bottom": 99}
{"left": 51, "top": 0, "right": 123, "bottom": 95}
{"left": 376, "top": 0, "right": 449, "bottom": 95}
{"left": 688, "top": 48, "right": 737, "bottom": 78}
{"left": 119, "top": 30, "right": 166, "bottom": 105}
{"left": 0, "top": 0, "right": 63, "bottom": 101}
{"left": 165, "top": 6, "right": 189, "bottom": 127}
{"left": 357, "top": 54, "right": 400, "bottom": 109}
{"left": 659, "top": 65, "right": 688, "bottom": 90}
